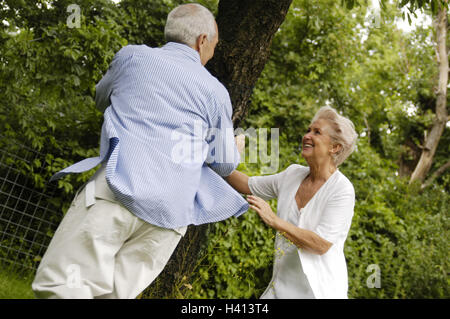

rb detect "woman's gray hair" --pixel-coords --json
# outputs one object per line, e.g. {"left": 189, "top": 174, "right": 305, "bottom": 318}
{"left": 164, "top": 3, "right": 217, "bottom": 47}
{"left": 311, "top": 106, "right": 358, "bottom": 166}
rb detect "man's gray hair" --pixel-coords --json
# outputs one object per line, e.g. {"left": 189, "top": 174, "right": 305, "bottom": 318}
{"left": 164, "top": 3, "right": 217, "bottom": 47}
{"left": 311, "top": 106, "right": 358, "bottom": 166}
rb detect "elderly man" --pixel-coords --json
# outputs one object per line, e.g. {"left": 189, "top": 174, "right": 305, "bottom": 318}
{"left": 32, "top": 3, "right": 248, "bottom": 299}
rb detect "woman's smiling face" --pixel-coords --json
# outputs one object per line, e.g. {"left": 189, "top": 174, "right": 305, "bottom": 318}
{"left": 301, "top": 119, "right": 335, "bottom": 162}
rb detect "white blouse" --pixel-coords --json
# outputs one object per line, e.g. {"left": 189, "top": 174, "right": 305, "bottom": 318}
{"left": 248, "top": 164, "right": 355, "bottom": 299}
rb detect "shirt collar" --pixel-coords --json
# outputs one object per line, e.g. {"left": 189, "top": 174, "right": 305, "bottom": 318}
{"left": 162, "top": 42, "right": 201, "bottom": 64}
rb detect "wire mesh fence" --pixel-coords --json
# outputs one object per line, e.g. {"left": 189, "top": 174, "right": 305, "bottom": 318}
{"left": 0, "top": 135, "right": 64, "bottom": 274}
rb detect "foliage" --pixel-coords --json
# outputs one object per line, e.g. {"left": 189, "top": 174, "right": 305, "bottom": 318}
{"left": 0, "top": 0, "right": 447, "bottom": 299}
{"left": 0, "top": 265, "right": 35, "bottom": 299}
{"left": 342, "top": 141, "right": 449, "bottom": 298}
{"left": 0, "top": 0, "right": 128, "bottom": 207}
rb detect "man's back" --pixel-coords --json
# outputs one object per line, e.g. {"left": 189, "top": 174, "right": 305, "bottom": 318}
{"left": 95, "top": 42, "right": 246, "bottom": 228}
{"left": 105, "top": 43, "right": 224, "bottom": 132}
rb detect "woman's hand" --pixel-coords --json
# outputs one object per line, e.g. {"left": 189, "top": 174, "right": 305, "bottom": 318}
{"left": 248, "top": 195, "right": 332, "bottom": 254}
{"left": 247, "top": 195, "right": 278, "bottom": 228}
{"left": 234, "top": 134, "right": 246, "bottom": 154}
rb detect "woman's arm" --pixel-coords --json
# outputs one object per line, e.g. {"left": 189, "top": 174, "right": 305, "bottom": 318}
{"left": 222, "top": 135, "right": 252, "bottom": 195}
{"left": 247, "top": 195, "right": 332, "bottom": 255}
{"left": 274, "top": 217, "right": 332, "bottom": 255}
{"left": 224, "top": 170, "right": 252, "bottom": 195}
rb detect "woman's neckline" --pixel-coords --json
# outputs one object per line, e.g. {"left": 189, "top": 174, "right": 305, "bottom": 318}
{"left": 294, "top": 167, "right": 339, "bottom": 212}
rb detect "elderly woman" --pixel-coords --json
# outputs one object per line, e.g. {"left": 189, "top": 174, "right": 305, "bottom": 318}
{"left": 226, "top": 106, "right": 358, "bottom": 299}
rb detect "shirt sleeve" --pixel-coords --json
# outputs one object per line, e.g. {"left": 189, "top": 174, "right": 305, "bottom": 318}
{"left": 95, "top": 51, "right": 123, "bottom": 113}
{"left": 206, "top": 87, "right": 240, "bottom": 177}
{"left": 314, "top": 185, "right": 355, "bottom": 245}
{"left": 247, "top": 170, "right": 286, "bottom": 201}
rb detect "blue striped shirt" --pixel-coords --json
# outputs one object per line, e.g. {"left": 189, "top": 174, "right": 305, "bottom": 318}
{"left": 51, "top": 42, "right": 249, "bottom": 228}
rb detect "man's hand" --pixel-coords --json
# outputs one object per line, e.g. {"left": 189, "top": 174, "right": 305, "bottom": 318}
{"left": 235, "top": 134, "right": 245, "bottom": 154}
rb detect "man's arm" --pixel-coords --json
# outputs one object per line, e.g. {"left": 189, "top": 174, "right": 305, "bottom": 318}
{"left": 206, "top": 89, "right": 241, "bottom": 177}
{"left": 95, "top": 53, "right": 122, "bottom": 112}
{"left": 95, "top": 68, "right": 114, "bottom": 112}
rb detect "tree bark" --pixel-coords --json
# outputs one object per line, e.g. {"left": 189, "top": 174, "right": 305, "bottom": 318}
{"left": 207, "top": 0, "right": 293, "bottom": 127}
{"left": 410, "top": 3, "right": 449, "bottom": 185}
{"left": 142, "top": 0, "right": 293, "bottom": 298}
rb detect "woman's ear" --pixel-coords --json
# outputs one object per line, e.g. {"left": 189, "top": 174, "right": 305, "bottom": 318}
{"left": 331, "top": 143, "right": 342, "bottom": 156}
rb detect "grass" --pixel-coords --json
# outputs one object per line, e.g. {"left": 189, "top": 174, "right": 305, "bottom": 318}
{"left": 0, "top": 266, "right": 35, "bottom": 299}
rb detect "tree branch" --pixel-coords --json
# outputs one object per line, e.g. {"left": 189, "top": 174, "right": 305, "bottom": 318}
{"left": 422, "top": 159, "right": 450, "bottom": 188}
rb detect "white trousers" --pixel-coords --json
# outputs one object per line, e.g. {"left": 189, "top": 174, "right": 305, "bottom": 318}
{"left": 32, "top": 166, "right": 187, "bottom": 299}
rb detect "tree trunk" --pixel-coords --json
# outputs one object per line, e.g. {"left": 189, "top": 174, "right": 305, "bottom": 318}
{"left": 208, "top": 0, "right": 293, "bottom": 127}
{"left": 410, "top": 3, "right": 448, "bottom": 185}
{"left": 142, "top": 0, "right": 293, "bottom": 298}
